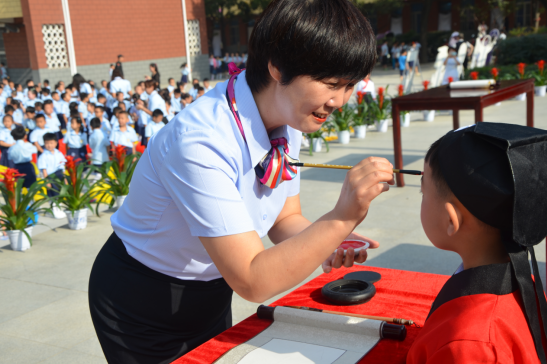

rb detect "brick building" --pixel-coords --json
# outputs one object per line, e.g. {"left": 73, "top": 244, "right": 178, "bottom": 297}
{"left": 0, "top": 0, "right": 209, "bottom": 86}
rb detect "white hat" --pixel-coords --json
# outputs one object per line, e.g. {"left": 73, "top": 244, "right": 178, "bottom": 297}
{"left": 451, "top": 31, "right": 460, "bottom": 38}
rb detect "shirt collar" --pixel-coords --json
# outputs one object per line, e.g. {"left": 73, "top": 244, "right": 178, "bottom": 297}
{"left": 233, "top": 70, "right": 289, "bottom": 168}
{"left": 16, "top": 139, "right": 25, "bottom": 146}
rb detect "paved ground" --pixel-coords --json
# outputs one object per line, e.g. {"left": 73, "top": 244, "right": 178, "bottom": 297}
{"left": 1, "top": 65, "right": 546, "bottom": 363}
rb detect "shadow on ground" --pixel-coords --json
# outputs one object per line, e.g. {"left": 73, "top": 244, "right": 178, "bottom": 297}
{"left": 301, "top": 154, "right": 424, "bottom": 183}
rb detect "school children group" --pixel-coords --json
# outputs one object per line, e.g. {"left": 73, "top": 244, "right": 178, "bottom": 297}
{"left": 0, "top": 71, "right": 210, "bottom": 189}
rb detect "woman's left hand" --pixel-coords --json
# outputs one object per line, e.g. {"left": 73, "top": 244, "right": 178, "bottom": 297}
{"left": 321, "top": 232, "right": 379, "bottom": 273}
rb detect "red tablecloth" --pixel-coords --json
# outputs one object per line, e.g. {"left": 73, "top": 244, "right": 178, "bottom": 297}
{"left": 172, "top": 266, "right": 450, "bottom": 364}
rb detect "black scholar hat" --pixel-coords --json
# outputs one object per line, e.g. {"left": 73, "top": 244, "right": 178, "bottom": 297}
{"left": 438, "top": 122, "right": 547, "bottom": 362}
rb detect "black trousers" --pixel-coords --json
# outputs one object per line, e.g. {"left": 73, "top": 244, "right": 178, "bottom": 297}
{"left": 89, "top": 233, "right": 233, "bottom": 364}
{"left": 14, "top": 162, "right": 36, "bottom": 188}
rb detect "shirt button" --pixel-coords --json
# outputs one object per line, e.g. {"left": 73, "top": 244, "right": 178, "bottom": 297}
{"left": 262, "top": 214, "right": 267, "bottom": 220}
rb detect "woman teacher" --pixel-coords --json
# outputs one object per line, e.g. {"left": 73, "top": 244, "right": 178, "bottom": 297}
{"left": 88, "top": 0, "right": 393, "bottom": 363}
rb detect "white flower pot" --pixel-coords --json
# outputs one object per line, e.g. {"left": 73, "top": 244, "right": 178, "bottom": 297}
{"left": 312, "top": 138, "right": 322, "bottom": 152}
{"left": 65, "top": 209, "right": 88, "bottom": 230}
{"left": 46, "top": 206, "right": 66, "bottom": 219}
{"left": 375, "top": 119, "right": 389, "bottom": 132}
{"left": 514, "top": 93, "right": 526, "bottom": 101}
{"left": 338, "top": 130, "right": 350, "bottom": 144}
{"left": 116, "top": 195, "right": 128, "bottom": 209}
{"left": 495, "top": 102, "right": 502, "bottom": 106}
{"left": 8, "top": 227, "right": 33, "bottom": 252}
{"left": 354, "top": 125, "right": 367, "bottom": 139}
{"left": 423, "top": 110, "right": 435, "bottom": 122}
{"left": 535, "top": 86, "right": 546, "bottom": 97}
{"left": 401, "top": 113, "right": 411, "bottom": 127}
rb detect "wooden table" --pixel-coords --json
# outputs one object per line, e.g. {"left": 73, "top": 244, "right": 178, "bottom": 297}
{"left": 391, "top": 79, "right": 535, "bottom": 187}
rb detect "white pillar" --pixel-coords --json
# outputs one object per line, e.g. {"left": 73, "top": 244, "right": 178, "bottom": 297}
{"left": 181, "top": 0, "right": 192, "bottom": 81}
{"left": 61, "top": 0, "right": 77, "bottom": 75}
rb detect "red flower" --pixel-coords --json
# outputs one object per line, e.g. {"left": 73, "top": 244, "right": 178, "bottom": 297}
{"left": 538, "top": 60, "right": 545, "bottom": 75}
{"left": 448, "top": 77, "right": 454, "bottom": 83}
{"left": 490, "top": 67, "right": 499, "bottom": 80}
{"left": 357, "top": 91, "right": 364, "bottom": 104}
{"left": 338, "top": 108, "right": 343, "bottom": 113}
{"left": 0, "top": 168, "right": 25, "bottom": 214}
{"left": 113, "top": 145, "right": 127, "bottom": 172}
{"left": 517, "top": 63, "right": 526, "bottom": 77}
{"left": 65, "top": 156, "right": 81, "bottom": 195}
{"left": 470, "top": 71, "right": 479, "bottom": 80}
{"left": 422, "top": 81, "right": 429, "bottom": 90}
{"left": 378, "top": 87, "right": 384, "bottom": 109}
{"left": 398, "top": 84, "right": 404, "bottom": 97}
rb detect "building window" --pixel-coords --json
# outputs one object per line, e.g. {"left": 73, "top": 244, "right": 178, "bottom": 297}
{"left": 41, "top": 24, "right": 68, "bottom": 69}
{"left": 460, "top": 0, "right": 475, "bottom": 32}
{"left": 230, "top": 20, "right": 239, "bottom": 46}
{"left": 411, "top": 3, "right": 423, "bottom": 33}
{"left": 515, "top": 0, "right": 532, "bottom": 27}
{"left": 187, "top": 19, "right": 201, "bottom": 56}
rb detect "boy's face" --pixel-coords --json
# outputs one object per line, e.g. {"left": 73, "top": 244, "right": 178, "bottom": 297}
{"left": 44, "top": 140, "right": 57, "bottom": 151}
{"left": 28, "top": 92, "right": 36, "bottom": 100}
{"left": 153, "top": 115, "right": 163, "bottom": 123}
{"left": 70, "top": 119, "right": 80, "bottom": 131}
{"left": 52, "top": 93, "right": 60, "bottom": 101}
{"left": 26, "top": 112, "right": 35, "bottom": 120}
{"left": 95, "top": 108, "right": 104, "bottom": 119}
{"left": 102, "top": 81, "right": 107, "bottom": 88}
{"left": 119, "top": 103, "right": 126, "bottom": 111}
{"left": 87, "top": 104, "right": 94, "bottom": 113}
{"left": 117, "top": 93, "right": 124, "bottom": 102}
{"left": 197, "top": 90, "right": 205, "bottom": 98}
{"left": 169, "top": 79, "right": 175, "bottom": 86}
{"left": 183, "top": 96, "right": 192, "bottom": 103}
{"left": 118, "top": 113, "right": 128, "bottom": 127}
{"left": 44, "top": 104, "right": 53, "bottom": 115}
{"left": 204, "top": 81, "right": 210, "bottom": 88}
{"left": 36, "top": 117, "right": 46, "bottom": 129}
{"left": 3, "top": 117, "right": 13, "bottom": 129}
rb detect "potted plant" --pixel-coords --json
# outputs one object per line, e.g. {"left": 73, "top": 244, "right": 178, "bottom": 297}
{"left": 533, "top": 60, "right": 546, "bottom": 97}
{"left": 96, "top": 146, "right": 141, "bottom": 209}
{"left": 0, "top": 169, "right": 51, "bottom": 251}
{"left": 421, "top": 81, "right": 435, "bottom": 122}
{"left": 353, "top": 91, "right": 373, "bottom": 138}
{"left": 49, "top": 156, "right": 100, "bottom": 230}
{"left": 397, "top": 85, "right": 411, "bottom": 127}
{"left": 306, "top": 129, "right": 330, "bottom": 155}
{"left": 331, "top": 104, "right": 354, "bottom": 144}
{"left": 490, "top": 68, "right": 502, "bottom": 106}
{"left": 369, "top": 87, "right": 391, "bottom": 132}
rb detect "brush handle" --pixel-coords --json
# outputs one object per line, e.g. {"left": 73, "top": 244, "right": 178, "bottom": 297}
{"left": 290, "top": 163, "right": 422, "bottom": 175}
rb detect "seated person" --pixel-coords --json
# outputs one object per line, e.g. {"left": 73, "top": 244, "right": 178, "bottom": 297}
{"left": 145, "top": 109, "right": 165, "bottom": 144}
{"left": 407, "top": 123, "right": 547, "bottom": 363}
{"left": 8, "top": 126, "right": 37, "bottom": 188}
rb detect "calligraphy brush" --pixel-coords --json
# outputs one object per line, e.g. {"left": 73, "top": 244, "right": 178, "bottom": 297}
{"left": 284, "top": 305, "right": 415, "bottom": 326}
{"left": 289, "top": 162, "right": 423, "bottom": 176}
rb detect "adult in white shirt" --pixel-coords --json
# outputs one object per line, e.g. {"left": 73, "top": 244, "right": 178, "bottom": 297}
{"left": 109, "top": 69, "right": 133, "bottom": 99}
{"left": 88, "top": 1, "right": 389, "bottom": 362}
{"left": 73, "top": 73, "right": 95, "bottom": 101}
{"left": 356, "top": 75, "right": 376, "bottom": 100}
{"left": 136, "top": 80, "right": 167, "bottom": 117}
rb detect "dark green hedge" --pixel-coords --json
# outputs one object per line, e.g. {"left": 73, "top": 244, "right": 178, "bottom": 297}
{"left": 463, "top": 64, "right": 540, "bottom": 80}
{"left": 496, "top": 34, "right": 547, "bottom": 65}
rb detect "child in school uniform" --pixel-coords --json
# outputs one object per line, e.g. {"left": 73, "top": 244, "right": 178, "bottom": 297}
{"left": 0, "top": 115, "right": 16, "bottom": 167}
{"left": 134, "top": 99, "right": 149, "bottom": 144}
{"left": 30, "top": 114, "right": 51, "bottom": 156}
{"left": 11, "top": 100, "right": 24, "bottom": 125}
{"left": 34, "top": 101, "right": 44, "bottom": 115}
{"left": 86, "top": 103, "right": 97, "bottom": 130}
{"left": 63, "top": 116, "right": 88, "bottom": 163}
{"left": 43, "top": 100, "right": 62, "bottom": 141}
{"left": 59, "top": 92, "right": 71, "bottom": 129}
{"left": 167, "top": 78, "right": 176, "bottom": 96}
{"left": 170, "top": 89, "right": 182, "bottom": 113}
{"left": 78, "top": 93, "right": 90, "bottom": 127}
{"left": 96, "top": 94, "right": 107, "bottom": 108}
{"left": 88, "top": 118, "right": 110, "bottom": 168}
{"left": 23, "top": 106, "right": 37, "bottom": 131}
{"left": 41, "top": 88, "right": 52, "bottom": 101}
{"left": 8, "top": 126, "right": 37, "bottom": 188}
{"left": 94, "top": 106, "right": 111, "bottom": 137}
{"left": 38, "top": 132, "right": 66, "bottom": 198}
{"left": 110, "top": 107, "right": 121, "bottom": 131}
{"left": 144, "top": 109, "right": 165, "bottom": 145}
{"left": 24, "top": 89, "right": 39, "bottom": 109}
{"left": 109, "top": 111, "right": 137, "bottom": 155}
{"left": 164, "top": 101, "right": 175, "bottom": 122}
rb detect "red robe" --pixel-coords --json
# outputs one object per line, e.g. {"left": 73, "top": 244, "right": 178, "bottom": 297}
{"left": 407, "top": 263, "right": 545, "bottom": 364}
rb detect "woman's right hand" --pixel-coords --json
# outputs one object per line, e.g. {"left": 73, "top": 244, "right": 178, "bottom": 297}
{"left": 332, "top": 157, "right": 394, "bottom": 230}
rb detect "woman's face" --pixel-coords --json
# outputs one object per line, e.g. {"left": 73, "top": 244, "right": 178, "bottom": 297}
{"left": 271, "top": 75, "right": 357, "bottom": 134}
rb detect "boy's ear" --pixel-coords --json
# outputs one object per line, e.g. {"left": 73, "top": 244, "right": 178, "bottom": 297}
{"left": 445, "top": 202, "right": 462, "bottom": 237}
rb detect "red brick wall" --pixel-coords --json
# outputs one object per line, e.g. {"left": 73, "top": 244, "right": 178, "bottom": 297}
{"left": 20, "top": 0, "right": 207, "bottom": 70}
{"left": 3, "top": 26, "right": 31, "bottom": 68}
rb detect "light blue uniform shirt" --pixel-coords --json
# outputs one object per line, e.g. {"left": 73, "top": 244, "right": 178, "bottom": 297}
{"left": 109, "top": 127, "right": 137, "bottom": 148}
{"left": 44, "top": 113, "right": 61, "bottom": 132}
{"left": 88, "top": 129, "right": 110, "bottom": 165}
{"left": 37, "top": 149, "right": 66, "bottom": 175}
{"left": 100, "top": 117, "right": 112, "bottom": 136}
{"left": 109, "top": 77, "right": 132, "bottom": 99}
{"left": 13, "top": 109, "right": 24, "bottom": 124}
{"left": 0, "top": 127, "right": 15, "bottom": 144}
{"left": 171, "top": 97, "right": 182, "bottom": 113}
{"left": 63, "top": 129, "right": 87, "bottom": 148}
{"left": 110, "top": 71, "right": 302, "bottom": 281}
{"left": 138, "top": 110, "right": 150, "bottom": 128}
{"left": 8, "top": 140, "right": 37, "bottom": 164}
{"left": 189, "top": 88, "right": 198, "bottom": 100}
{"left": 25, "top": 98, "right": 38, "bottom": 108}
{"left": 29, "top": 127, "right": 51, "bottom": 146}
{"left": 145, "top": 121, "right": 165, "bottom": 138}
{"left": 23, "top": 117, "right": 36, "bottom": 130}
{"left": 78, "top": 102, "right": 88, "bottom": 120}
{"left": 147, "top": 90, "right": 167, "bottom": 116}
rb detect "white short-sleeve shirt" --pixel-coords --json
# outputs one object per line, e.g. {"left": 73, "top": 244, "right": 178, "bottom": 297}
{"left": 111, "top": 71, "right": 302, "bottom": 281}
{"left": 110, "top": 77, "right": 132, "bottom": 99}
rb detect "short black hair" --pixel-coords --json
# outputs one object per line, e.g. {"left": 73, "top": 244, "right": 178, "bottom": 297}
{"left": 197, "top": 86, "right": 204, "bottom": 92}
{"left": 203, "top": 78, "right": 209, "bottom": 82}
{"left": 174, "top": 88, "right": 181, "bottom": 95}
{"left": 11, "top": 126, "right": 26, "bottom": 140}
{"left": 80, "top": 92, "right": 89, "bottom": 100}
{"left": 425, "top": 136, "right": 452, "bottom": 198}
{"left": 97, "top": 94, "right": 106, "bottom": 100}
{"left": 35, "top": 102, "right": 43, "bottom": 109}
{"left": 44, "top": 79, "right": 49, "bottom": 84}
{"left": 246, "top": 0, "right": 376, "bottom": 93}
{"left": 113, "top": 106, "right": 121, "bottom": 115}
{"left": 182, "top": 93, "right": 191, "bottom": 99}
{"left": 43, "top": 99, "right": 53, "bottom": 106}
{"left": 152, "top": 109, "right": 164, "bottom": 118}
{"left": 118, "top": 110, "right": 129, "bottom": 118}
{"left": 90, "top": 117, "right": 101, "bottom": 129}
{"left": 95, "top": 105, "right": 105, "bottom": 112}
{"left": 71, "top": 116, "right": 83, "bottom": 127}
{"left": 43, "top": 132, "right": 58, "bottom": 142}
{"left": 4, "top": 105, "right": 14, "bottom": 113}
{"left": 35, "top": 113, "right": 46, "bottom": 122}
{"left": 42, "top": 88, "right": 50, "bottom": 95}
{"left": 26, "top": 106, "right": 35, "bottom": 114}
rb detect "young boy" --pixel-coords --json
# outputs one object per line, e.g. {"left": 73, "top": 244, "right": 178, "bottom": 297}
{"left": 110, "top": 106, "right": 122, "bottom": 131}
{"left": 170, "top": 89, "right": 182, "bottom": 113}
{"left": 196, "top": 86, "right": 205, "bottom": 99}
{"left": 167, "top": 78, "right": 176, "bottom": 96}
{"left": 30, "top": 114, "right": 50, "bottom": 155}
{"left": 181, "top": 93, "right": 192, "bottom": 109}
{"left": 59, "top": 92, "right": 71, "bottom": 129}
{"left": 8, "top": 126, "right": 37, "bottom": 188}
{"left": 78, "top": 92, "right": 90, "bottom": 127}
{"left": 37, "top": 133, "right": 66, "bottom": 197}
{"left": 398, "top": 50, "right": 409, "bottom": 82}
{"left": 88, "top": 117, "right": 110, "bottom": 168}
{"left": 43, "top": 100, "right": 62, "bottom": 140}
{"left": 34, "top": 101, "right": 44, "bottom": 115}
{"left": 407, "top": 123, "right": 547, "bottom": 363}
{"left": 203, "top": 78, "right": 213, "bottom": 92}
{"left": 41, "top": 87, "right": 52, "bottom": 101}
{"left": 94, "top": 106, "right": 111, "bottom": 136}
{"left": 0, "top": 115, "right": 16, "bottom": 167}
{"left": 11, "top": 99, "right": 24, "bottom": 125}
{"left": 144, "top": 109, "right": 165, "bottom": 144}
{"left": 23, "top": 106, "right": 37, "bottom": 131}
{"left": 109, "top": 110, "right": 137, "bottom": 155}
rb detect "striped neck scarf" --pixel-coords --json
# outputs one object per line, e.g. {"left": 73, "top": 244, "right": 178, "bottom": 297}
{"left": 226, "top": 62, "right": 298, "bottom": 189}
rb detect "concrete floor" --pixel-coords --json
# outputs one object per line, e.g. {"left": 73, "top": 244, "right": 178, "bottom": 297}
{"left": 1, "top": 66, "right": 546, "bottom": 363}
